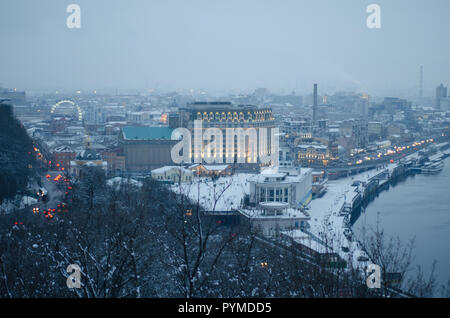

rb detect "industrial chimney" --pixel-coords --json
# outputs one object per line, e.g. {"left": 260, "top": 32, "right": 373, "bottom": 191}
{"left": 313, "top": 83, "right": 318, "bottom": 123}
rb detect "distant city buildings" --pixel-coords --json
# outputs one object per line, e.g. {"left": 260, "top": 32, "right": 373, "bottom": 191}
{"left": 436, "top": 83, "right": 448, "bottom": 109}
{"left": 0, "top": 87, "right": 26, "bottom": 105}
{"left": 440, "top": 97, "right": 450, "bottom": 112}
{"left": 8, "top": 85, "right": 450, "bottom": 181}
{"left": 339, "top": 119, "right": 368, "bottom": 151}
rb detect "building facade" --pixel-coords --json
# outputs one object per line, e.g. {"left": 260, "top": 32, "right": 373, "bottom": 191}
{"left": 119, "top": 126, "right": 176, "bottom": 172}
{"left": 175, "top": 102, "right": 276, "bottom": 165}
{"left": 436, "top": 84, "right": 448, "bottom": 109}
{"left": 296, "top": 143, "right": 331, "bottom": 166}
{"left": 151, "top": 166, "right": 193, "bottom": 183}
{"left": 52, "top": 145, "right": 76, "bottom": 171}
{"left": 101, "top": 150, "right": 126, "bottom": 174}
{"left": 70, "top": 149, "right": 108, "bottom": 178}
{"left": 238, "top": 202, "right": 311, "bottom": 238}
{"left": 248, "top": 167, "right": 313, "bottom": 209}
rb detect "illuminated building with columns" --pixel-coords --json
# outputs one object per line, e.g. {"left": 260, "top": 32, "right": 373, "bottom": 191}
{"left": 296, "top": 143, "right": 335, "bottom": 167}
{"left": 177, "top": 102, "right": 276, "bottom": 165}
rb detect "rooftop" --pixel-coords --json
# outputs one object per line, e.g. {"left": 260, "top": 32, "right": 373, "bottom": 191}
{"left": 151, "top": 166, "right": 192, "bottom": 174}
{"left": 297, "top": 144, "right": 328, "bottom": 150}
{"left": 77, "top": 149, "right": 100, "bottom": 160}
{"left": 122, "top": 126, "right": 174, "bottom": 140}
{"left": 248, "top": 166, "right": 312, "bottom": 184}
{"left": 239, "top": 206, "right": 310, "bottom": 220}
{"left": 182, "top": 102, "right": 264, "bottom": 112}
{"left": 53, "top": 145, "right": 74, "bottom": 153}
{"left": 202, "top": 164, "right": 230, "bottom": 171}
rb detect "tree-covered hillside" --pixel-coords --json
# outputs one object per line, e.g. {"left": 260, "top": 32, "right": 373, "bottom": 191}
{"left": 0, "top": 103, "right": 38, "bottom": 203}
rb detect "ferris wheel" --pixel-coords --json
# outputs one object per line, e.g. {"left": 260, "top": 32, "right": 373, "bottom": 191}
{"left": 50, "top": 100, "right": 83, "bottom": 121}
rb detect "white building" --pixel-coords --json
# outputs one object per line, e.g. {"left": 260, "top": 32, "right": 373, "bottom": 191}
{"left": 247, "top": 167, "right": 313, "bottom": 209}
{"left": 151, "top": 166, "right": 194, "bottom": 183}
{"left": 238, "top": 202, "right": 310, "bottom": 237}
{"left": 188, "top": 164, "right": 232, "bottom": 176}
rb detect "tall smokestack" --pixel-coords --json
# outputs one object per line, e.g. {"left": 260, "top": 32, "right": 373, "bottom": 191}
{"left": 313, "top": 83, "right": 318, "bottom": 123}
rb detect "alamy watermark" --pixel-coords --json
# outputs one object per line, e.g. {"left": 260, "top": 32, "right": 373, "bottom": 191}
{"left": 366, "top": 264, "right": 381, "bottom": 289}
{"left": 170, "top": 120, "right": 279, "bottom": 165}
{"left": 65, "top": 4, "right": 381, "bottom": 30}
{"left": 367, "top": 4, "right": 381, "bottom": 29}
{"left": 66, "top": 4, "right": 81, "bottom": 29}
{"left": 66, "top": 264, "right": 81, "bottom": 289}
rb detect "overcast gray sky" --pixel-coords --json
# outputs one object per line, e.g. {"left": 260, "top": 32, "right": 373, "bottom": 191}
{"left": 0, "top": 0, "right": 449, "bottom": 96}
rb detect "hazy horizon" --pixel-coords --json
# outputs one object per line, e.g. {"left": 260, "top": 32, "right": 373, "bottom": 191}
{"left": 1, "top": 0, "right": 449, "bottom": 97}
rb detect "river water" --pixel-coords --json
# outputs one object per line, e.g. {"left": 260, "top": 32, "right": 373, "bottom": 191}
{"left": 353, "top": 157, "right": 450, "bottom": 288}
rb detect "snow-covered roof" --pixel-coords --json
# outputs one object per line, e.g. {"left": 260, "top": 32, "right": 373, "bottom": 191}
{"left": 202, "top": 165, "right": 230, "bottom": 171}
{"left": 53, "top": 145, "right": 74, "bottom": 153}
{"left": 260, "top": 166, "right": 279, "bottom": 175}
{"left": 239, "top": 207, "right": 310, "bottom": 220}
{"left": 77, "top": 149, "right": 101, "bottom": 160}
{"left": 248, "top": 167, "right": 312, "bottom": 184}
{"left": 151, "top": 166, "right": 192, "bottom": 174}
{"left": 122, "top": 126, "right": 174, "bottom": 140}
{"left": 71, "top": 160, "right": 107, "bottom": 167}
{"left": 297, "top": 144, "right": 328, "bottom": 150}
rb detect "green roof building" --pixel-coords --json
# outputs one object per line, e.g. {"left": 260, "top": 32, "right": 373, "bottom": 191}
{"left": 119, "top": 126, "right": 176, "bottom": 172}
{"left": 121, "top": 126, "right": 174, "bottom": 141}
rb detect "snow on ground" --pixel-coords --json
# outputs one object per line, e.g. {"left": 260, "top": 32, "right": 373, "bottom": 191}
{"left": 106, "top": 177, "right": 143, "bottom": 189}
{"left": 282, "top": 229, "right": 329, "bottom": 253}
{"left": 304, "top": 163, "right": 398, "bottom": 268}
{"left": 0, "top": 200, "right": 17, "bottom": 214}
{"left": 171, "top": 174, "right": 251, "bottom": 212}
{"left": 20, "top": 196, "right": 38, "bottom": 208}
{"left": 0, "top": 195, "right": 39, "bottom": 213}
